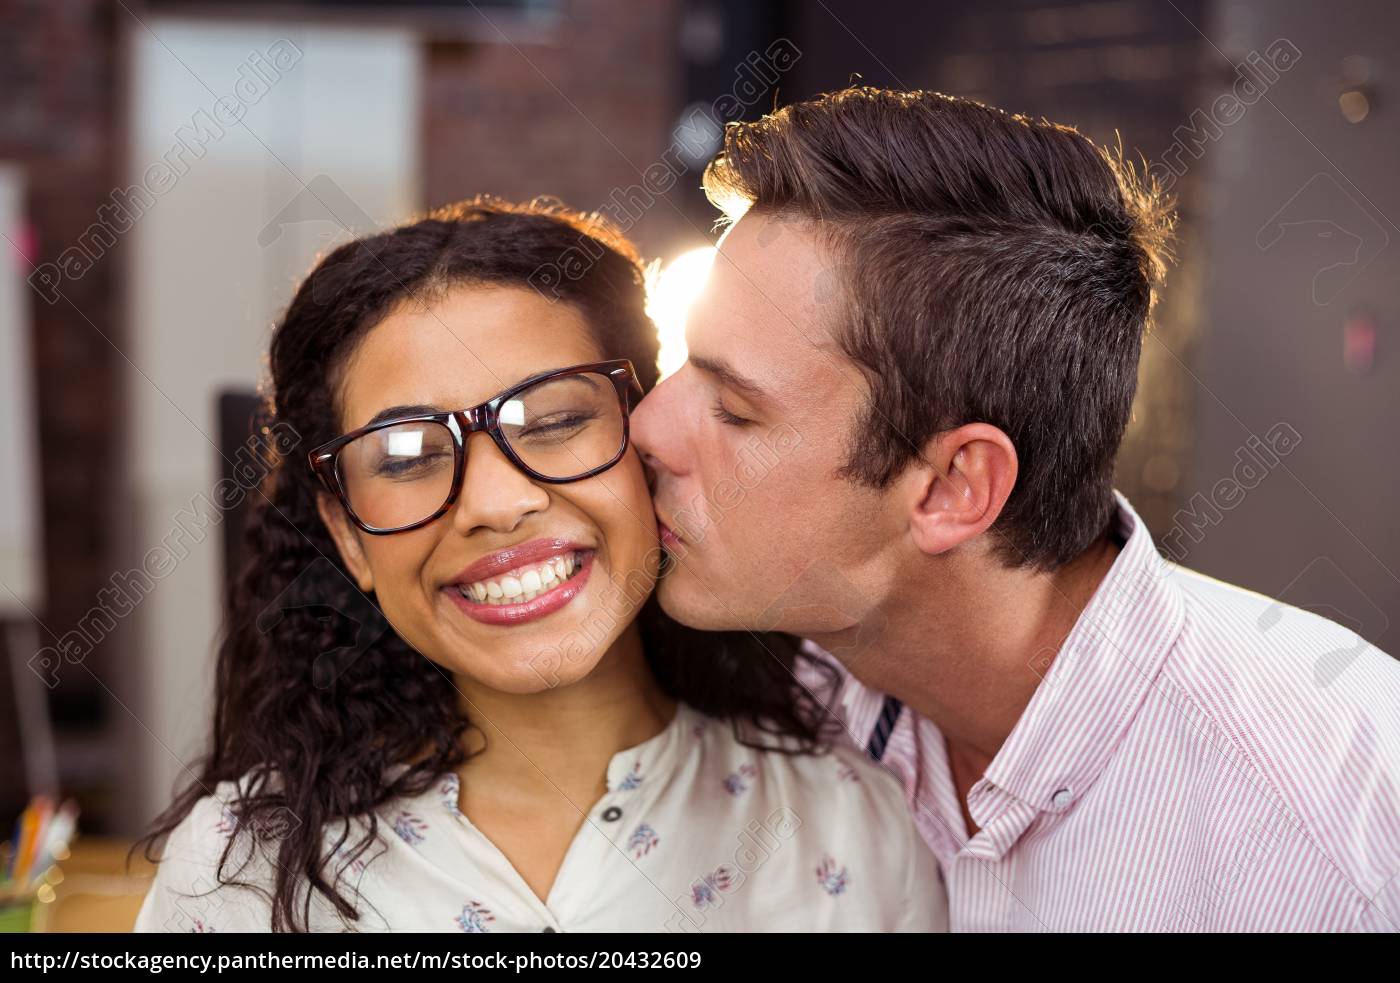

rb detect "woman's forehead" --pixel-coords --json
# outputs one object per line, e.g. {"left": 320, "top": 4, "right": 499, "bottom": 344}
{"left": 336, "top": 285, "right": 603, "bottom": 428}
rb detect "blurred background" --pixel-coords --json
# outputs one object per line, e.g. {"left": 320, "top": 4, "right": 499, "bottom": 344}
{"left": 0, "top": 0, "right": 1396, "bottom": 929}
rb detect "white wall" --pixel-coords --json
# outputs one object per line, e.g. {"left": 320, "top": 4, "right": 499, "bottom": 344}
{"left": 0, "top": 164, "right": 43, "bottom": 618}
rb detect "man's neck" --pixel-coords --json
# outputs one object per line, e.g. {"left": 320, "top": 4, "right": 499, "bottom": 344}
{"left": 812, "top": 532, "right": 1122, "bottom": 765}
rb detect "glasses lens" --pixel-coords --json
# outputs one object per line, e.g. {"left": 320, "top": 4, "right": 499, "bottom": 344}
{"left": 499, "top": 371, "right": 625, "bottom": 480}
{"left": 337, "top": 420, "right": 456, "bottom": 530}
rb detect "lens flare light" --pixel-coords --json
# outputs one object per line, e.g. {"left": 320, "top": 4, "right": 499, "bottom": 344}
{"left": 647, "top": 246, "right": 717, "bottom": 380}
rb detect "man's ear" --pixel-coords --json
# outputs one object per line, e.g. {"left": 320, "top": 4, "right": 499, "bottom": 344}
{"left": 904, "top": 423, "right": 1018, "bottom": 557}
{"left": 316, "top": 492, "right": 374, "bottom": 593}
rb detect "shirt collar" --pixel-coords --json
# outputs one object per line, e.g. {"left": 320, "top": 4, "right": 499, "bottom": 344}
{"left": 977, "top": 491, "right": 1186, "bottom": 824}
{"left": 804, "top": 491, "right": 1188, "bottom": 859}
{"left": 799, "top": 637, "right": 891, "bottom": 751}
{"left": 602, "top": 700, "right": 694, "bottom": 794}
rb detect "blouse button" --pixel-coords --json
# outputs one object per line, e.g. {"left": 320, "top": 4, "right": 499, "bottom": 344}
{"left": 601, "top": 805, "right": 623, "bottom": 822}
{"left": 1051, "top": 788, "right": 1072, "bottom": 809}
{"left": 542, "top": 926, "right": 557, "bottom": 933}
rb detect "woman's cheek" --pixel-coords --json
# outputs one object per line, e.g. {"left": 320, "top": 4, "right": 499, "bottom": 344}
{"left": 361, "top": 542, "right": 434, "bottom": 647}
{"left": 614, "top": 465, "right": 661, "bottom": 573}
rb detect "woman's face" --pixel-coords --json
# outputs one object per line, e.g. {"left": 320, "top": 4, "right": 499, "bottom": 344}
{"left": 318, "top": 284, "right": 659, "bottom": 694}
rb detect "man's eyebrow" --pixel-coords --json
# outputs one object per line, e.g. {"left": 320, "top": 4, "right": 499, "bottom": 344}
{"left": 689, "top": 354, "right": 768, "bottom": 401}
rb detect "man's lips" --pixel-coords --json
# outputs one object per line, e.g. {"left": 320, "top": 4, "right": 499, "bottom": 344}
{"left": 653, "top": 506, "right": 683, "bottom": 548}
{"left": 658, "top": 521, "right": 682, "bottom": 550}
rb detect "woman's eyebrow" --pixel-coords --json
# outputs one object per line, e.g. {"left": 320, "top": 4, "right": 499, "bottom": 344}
{"left": 363, "top": 404, "right": 442, "bottom": 427}
{"left": 358, "top": 369, "right": 604, "bottom": 428}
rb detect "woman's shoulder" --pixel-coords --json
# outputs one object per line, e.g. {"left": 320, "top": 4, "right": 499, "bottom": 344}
{"left": 687, "top": 704, "right": 912, "bottom": 826}
{"left": 678, "top": 705, "right": 945, "bottom": 931}
{"left": 134, "top": 765, "right": 417, "bottom": 933}
{"left": 132, "top": 771, "right": 295, "bottom": 933}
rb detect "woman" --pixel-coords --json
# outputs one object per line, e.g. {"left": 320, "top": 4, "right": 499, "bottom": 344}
{"left": 133, "top": 198, "right": 945, "bottom": 933}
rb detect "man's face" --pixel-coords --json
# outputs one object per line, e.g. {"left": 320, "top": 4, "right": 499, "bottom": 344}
{"left": 632, "top": 212, "right": 904, "bottom": 640}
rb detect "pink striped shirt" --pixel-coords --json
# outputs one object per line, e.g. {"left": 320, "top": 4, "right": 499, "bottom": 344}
{"left": 804, "top": 492, "right": 1400, "bottom": 931}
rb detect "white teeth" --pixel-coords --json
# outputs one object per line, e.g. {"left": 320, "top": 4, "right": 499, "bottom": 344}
{"left": 457, "top": 552, "right": 586, "bottom": 605}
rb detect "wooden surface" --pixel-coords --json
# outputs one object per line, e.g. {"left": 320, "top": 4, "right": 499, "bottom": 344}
{"left": 31, "top": 837, "right": 153, "bottom": 933}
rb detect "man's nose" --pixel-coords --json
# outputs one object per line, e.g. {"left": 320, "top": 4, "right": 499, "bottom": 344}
{"left": 630, "top": 378, "right": 668, "bottom": 473}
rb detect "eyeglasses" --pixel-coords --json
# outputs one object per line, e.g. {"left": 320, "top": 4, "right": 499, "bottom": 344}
{"left": 309, "top": 359, "right": 642, "bottom": 535}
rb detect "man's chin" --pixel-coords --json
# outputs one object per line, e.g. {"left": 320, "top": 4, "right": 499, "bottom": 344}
{"left": 656, "top": 568, "right": 740, "bottom": 631}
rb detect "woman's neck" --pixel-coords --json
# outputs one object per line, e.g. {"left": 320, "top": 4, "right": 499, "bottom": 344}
{"left": 450, "top": 624, "right": 676, "bottom": 805}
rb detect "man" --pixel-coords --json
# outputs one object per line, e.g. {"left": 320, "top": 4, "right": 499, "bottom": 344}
{"left": 630, "top": 86, "right": 1400, "bottom": 931}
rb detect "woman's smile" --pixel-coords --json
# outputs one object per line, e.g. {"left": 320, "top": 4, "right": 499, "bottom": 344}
{"left": 442, "top": 536, "right": 597, "bottom": 626}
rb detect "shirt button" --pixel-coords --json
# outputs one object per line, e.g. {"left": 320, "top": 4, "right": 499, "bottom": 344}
{"left": 601, "top": 805, "right": 623, "bottom": 822}
{"left": 1051, "top": 788, "right": 1072, "bottom": 809}
{"left": 541, "top": 926, "right": 557, "bottom": 933}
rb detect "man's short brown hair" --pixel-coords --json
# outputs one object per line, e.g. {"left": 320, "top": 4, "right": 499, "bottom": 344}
{"left": 703, "top": 86, "right": 1175, "bottom": 570}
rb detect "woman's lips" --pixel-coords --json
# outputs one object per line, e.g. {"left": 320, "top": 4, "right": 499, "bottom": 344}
{"left": 448, "top": 537, "right": 585, "bottom": 585}
{"left": 444, "top": 551, "right": 594, "bottom": 626}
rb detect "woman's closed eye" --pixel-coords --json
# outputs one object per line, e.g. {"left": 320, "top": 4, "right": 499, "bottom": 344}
{"left": 517, "top": 410, "right": 598, "bottom": 442}
{"left": 375, "top": 451, "right": 452, "bottom": 479}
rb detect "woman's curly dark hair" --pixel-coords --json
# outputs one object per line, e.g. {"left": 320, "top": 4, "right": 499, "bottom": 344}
{"left": 132, "top": 197, "right": 839, "bottom": 932}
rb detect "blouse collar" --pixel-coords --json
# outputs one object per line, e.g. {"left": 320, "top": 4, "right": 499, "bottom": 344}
{"left": 386, "top": 700, "right": 697, "bottom": 815}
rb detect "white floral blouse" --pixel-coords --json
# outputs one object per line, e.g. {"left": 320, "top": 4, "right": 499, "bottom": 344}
{"left": 134, "top": 702, "right": 947, "bottom": 932}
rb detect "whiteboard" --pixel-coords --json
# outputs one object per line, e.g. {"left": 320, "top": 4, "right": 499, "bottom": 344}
{"left": 0, "top": 163, "right": 43, "bottom": 616}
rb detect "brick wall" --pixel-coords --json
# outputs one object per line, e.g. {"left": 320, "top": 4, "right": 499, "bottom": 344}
{"left": 423, "top": 0, "right": 685, "bottom": 255}
{"left": 0, "top": 0, "right": 121, "bottom": 729}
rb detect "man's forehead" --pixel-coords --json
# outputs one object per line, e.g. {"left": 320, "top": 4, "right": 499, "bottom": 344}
{"left": 710, "top": 213, "right": 837, "bottom": 335}
{"left": 691, "top": 213, "right": 852, "bottom": 400}
{"left": 715, "top": 211, "right": 829, "bottom": 293}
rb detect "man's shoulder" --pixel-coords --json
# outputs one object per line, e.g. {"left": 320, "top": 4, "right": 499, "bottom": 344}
{"left": 1166, "top": 562, "right": 1400, "bottom": 703}
{"left": 1160, "top": 564, "right": 1400, "bottom": 892}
